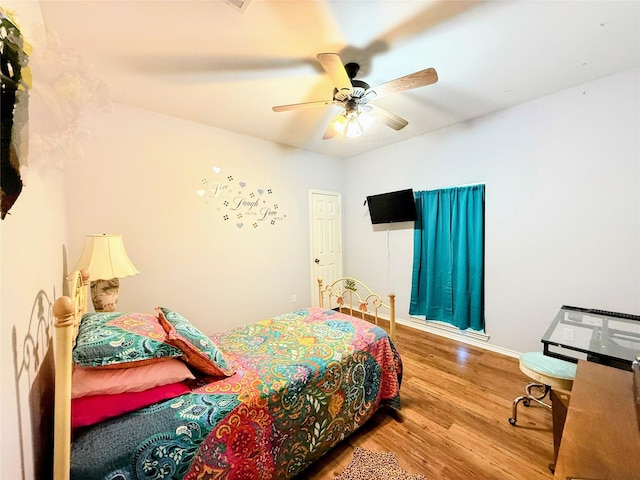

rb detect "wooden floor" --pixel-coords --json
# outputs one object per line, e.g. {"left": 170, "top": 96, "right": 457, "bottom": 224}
{"left": 297, "top": 322, "right": 555, "bottom": 480}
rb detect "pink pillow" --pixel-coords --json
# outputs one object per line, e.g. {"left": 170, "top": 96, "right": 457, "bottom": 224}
{"left": 71, "top": 381, "right": 191, "bottom": 429}
{"left": 72, "top": 358, "right": 195, "bottom": 399}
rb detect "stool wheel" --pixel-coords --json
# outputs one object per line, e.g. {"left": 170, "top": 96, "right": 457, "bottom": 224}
{"left": 508, "top": 417, "right": 517, "bottom": 426}
{"left": 523, "top": 399, "right": 531, "bottom": 407}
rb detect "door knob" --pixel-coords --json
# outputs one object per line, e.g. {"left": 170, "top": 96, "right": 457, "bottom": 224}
{"left": 314, "top": 258, "right": 320, "bottom": 264}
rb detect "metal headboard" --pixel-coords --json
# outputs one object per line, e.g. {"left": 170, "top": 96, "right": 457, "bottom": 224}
{"left": 317, "top": 276, "right": 396, "bottom": 342}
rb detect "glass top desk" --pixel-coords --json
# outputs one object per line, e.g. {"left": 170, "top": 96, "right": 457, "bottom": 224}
{"left": 542, "top": 305, "right": 640, "bottom": 371}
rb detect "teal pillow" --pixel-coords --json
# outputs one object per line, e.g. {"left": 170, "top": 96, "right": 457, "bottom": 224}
{"left": 156, "top": 307, "right": 234, "bottom": 377}
{"left": 73, "top": 312, "right": 183, "bottom": 368}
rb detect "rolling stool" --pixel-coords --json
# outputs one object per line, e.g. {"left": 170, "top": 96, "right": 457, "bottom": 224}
{"left": 508, "top": 352, "right": 577, "bottom": 426}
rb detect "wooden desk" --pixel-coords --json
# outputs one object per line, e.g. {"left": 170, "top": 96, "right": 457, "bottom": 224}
{"left": 553, "top": 360, "right": 640, "bottom": 480}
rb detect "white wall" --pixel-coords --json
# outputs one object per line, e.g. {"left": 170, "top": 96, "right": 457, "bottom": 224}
{"left": 64, "top": 103, "right": 343, "bottom": 333}
{"left": 342, "top": 68, "right": 640, "bottom": 354}
{"left": 1, "top": 6, "right": 68, "bottom": 479}
{"left": 2, "top": 2, "right": 637, "bottom": 476}
{"left": 0, "top": 168, "right": 66, "bottom": 480}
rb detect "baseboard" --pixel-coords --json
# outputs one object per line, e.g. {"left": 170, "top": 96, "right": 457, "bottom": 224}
{"left": 335, "top": 306, "right": 521, "bottom": 359}
{"left": 398, "top": 316, "right": 521, "bottom": 359}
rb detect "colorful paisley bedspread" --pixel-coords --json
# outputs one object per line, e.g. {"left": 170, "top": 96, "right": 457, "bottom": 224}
{"left": 70, "top": 307, "right": 403, "bottom": 480}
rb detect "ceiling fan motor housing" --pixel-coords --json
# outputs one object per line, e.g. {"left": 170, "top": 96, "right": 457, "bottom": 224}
{"left": 334, "top": 79, "right": 371, "bottom": 102}
{"left": 344, "top": 62, "right": 360, "bottom": 79}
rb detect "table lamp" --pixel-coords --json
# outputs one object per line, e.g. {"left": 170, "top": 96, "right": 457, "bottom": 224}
{"left": 72, "top": 233, "right": 139, "bottom": 312}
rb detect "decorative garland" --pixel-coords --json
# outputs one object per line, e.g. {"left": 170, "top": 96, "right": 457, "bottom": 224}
{"left": 0, "top": 8, "right": 30, "bottom": 219}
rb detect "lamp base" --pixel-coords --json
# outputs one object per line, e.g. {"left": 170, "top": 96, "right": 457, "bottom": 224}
{"left": 90, "top": 278, "right": 120, "bottom": 312}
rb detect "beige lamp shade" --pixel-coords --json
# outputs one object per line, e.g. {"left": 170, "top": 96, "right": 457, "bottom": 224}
{"left": 72, "top": 234, "right": 139, "bottom": 281}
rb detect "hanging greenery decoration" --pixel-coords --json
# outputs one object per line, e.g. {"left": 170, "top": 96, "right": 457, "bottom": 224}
{"left": 1, "top": 8, "right": 30, "bottom": 219}
{"left": 344, "top": 279, "right": 357, "bottom": 291}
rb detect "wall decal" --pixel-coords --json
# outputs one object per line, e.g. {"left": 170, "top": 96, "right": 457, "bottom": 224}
{"left": 197, "top": 166, "right": 287, "bottom": 229}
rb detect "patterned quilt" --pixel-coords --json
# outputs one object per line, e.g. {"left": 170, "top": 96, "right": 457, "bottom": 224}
{"left": 70, "top": 307, "right": 403, "bottom": 480}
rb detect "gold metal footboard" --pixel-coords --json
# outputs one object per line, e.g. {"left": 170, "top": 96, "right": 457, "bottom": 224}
{"left": 317, "top": 276, "right": 396, "bottom": 342}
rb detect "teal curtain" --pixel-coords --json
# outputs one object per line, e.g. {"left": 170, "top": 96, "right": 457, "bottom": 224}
{"left": 409, "top": 184, "right": 485, "bottom": 331}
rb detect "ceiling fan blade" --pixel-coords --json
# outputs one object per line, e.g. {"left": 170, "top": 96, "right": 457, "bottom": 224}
{"left": 369, "top": 67, "right": 438, "bottom": 99}
{"left": 369, "top": 105, "right": 409, "bottom": 131}
{"left": 376, "top": 2, "right": 479, "bottom": 48}
{"left": 118, "top": 54, "right": 320, "bottom": 77}
{"left": 316, "top": 53, "right": 353, "bottom": 97}
{"left": 272, "top": 99, "right": 334, "bottom": 112}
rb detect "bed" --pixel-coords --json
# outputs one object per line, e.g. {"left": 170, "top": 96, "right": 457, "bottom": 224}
{"left": 52, "top": 271, "right": 402, "bottom": 480}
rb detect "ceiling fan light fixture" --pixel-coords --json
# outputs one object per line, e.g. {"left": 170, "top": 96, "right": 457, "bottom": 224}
{"left": 330, "top": 114, "right": 348, "bottom": 135}
{"left": 345, "top": 121, "right": 363, "bottom": 138}
{"left": 332, "top": 109, "right": 375, "bottom": 138}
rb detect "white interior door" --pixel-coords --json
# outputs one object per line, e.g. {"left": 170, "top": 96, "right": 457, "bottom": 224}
{"left": 309, "top": 190, "right": 342, "bottom": 306}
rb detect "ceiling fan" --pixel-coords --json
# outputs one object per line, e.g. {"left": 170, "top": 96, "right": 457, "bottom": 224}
{"left": 272, "top": 53, "right": 438, "bottom": 139}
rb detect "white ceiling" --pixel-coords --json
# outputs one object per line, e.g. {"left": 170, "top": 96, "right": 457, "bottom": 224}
{"left": 35, "top": 0, "right": 640, "bottom": 159}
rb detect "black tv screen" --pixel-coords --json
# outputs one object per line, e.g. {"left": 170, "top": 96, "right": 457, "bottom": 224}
{"left": 367, "top": 188, "right": 417, "bottom": 224}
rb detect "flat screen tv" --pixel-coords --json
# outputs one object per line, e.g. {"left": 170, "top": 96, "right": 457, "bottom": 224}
{"left": 366, "top": 188, "right": 417, "bottom": 224}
